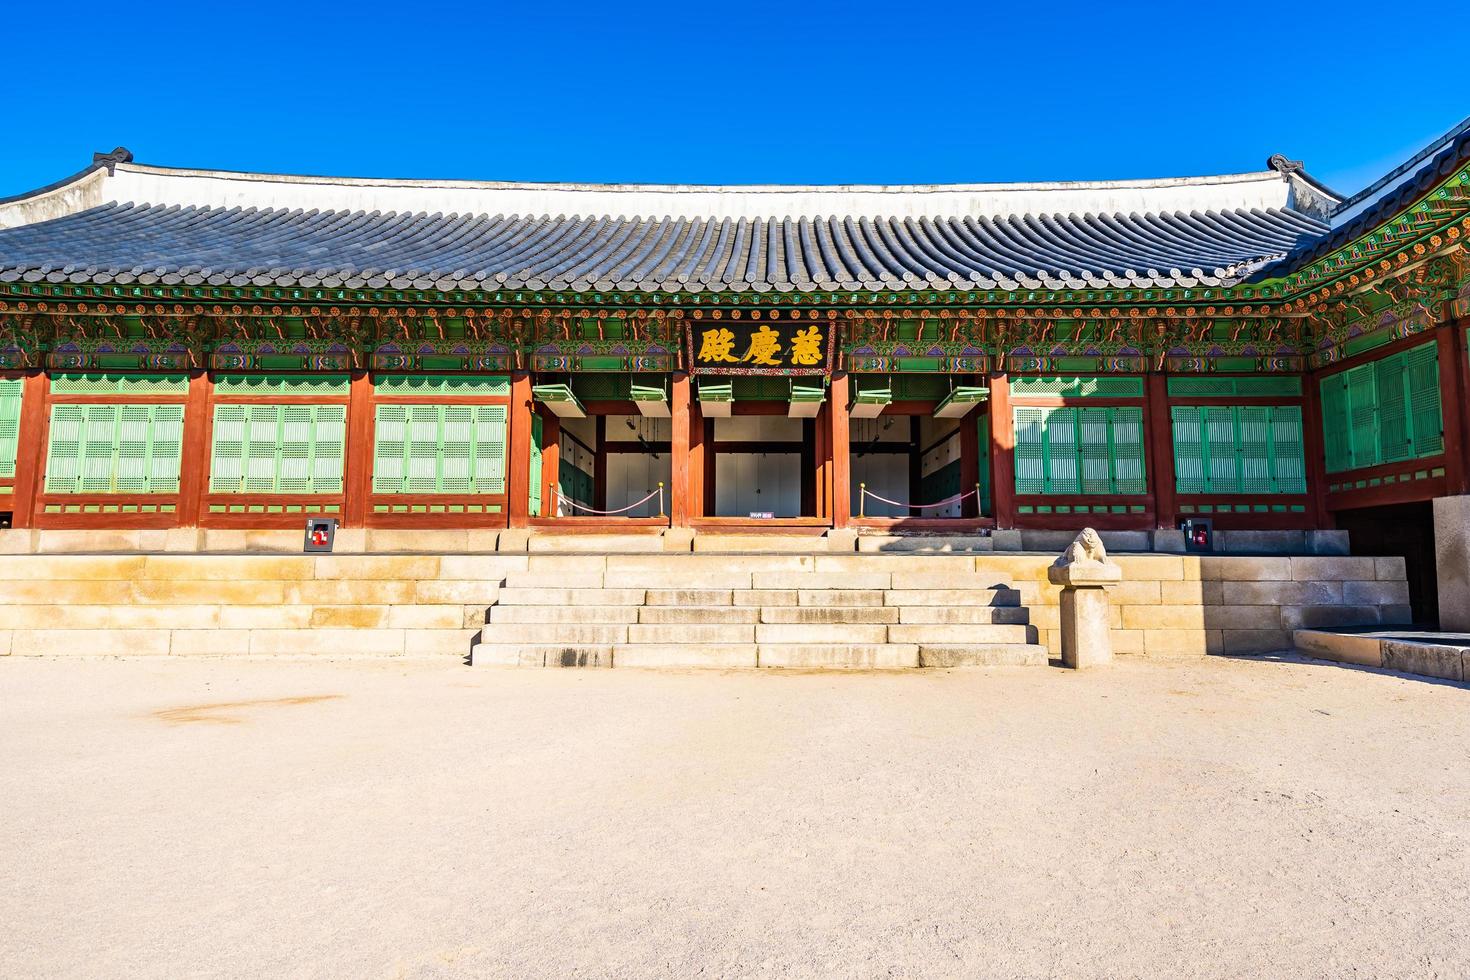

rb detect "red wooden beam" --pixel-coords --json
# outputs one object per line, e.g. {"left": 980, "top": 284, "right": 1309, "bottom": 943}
{"left": 10, "top": 371, "right": 48, "bottom": 529}
{"left": 176, "top": 370, "right": 211, "bottom": 528}
{"left": 959, "top": 408, "right": 980, "bottom": 519}
{"left": 343, "top": 371, "right": 374, "bottom": 528}
{"left": 988, "top": 372, "right": 1016, "bottom": 529}
{"left": 670, "top": 371, "right": 690, "bottom": 527}
{"left": 830, "top": 371, "right": 851, "bottom": 527}
{"left": 1436, "top": 321, "right": 1469, "bottom": 496}
{"left": 506, "top": 370, "right": 533, "bottom": 529}
{"left": 540, "top": 410, "right": 561, "bottom": 519}
{"left": 1144, "top": 373, "right": 1176, "bottom": 529}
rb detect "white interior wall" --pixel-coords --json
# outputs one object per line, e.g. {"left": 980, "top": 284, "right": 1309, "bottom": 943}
{"left": 849, "top": 417, "right": 910, "bottom": 517}
{"left": 714, "top": 453, "right": 801, "bottom": 517}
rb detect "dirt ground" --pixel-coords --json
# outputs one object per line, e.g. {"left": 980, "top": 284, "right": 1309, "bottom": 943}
{"left": 1, "top": 656, "right": 1467, "bottom": 979}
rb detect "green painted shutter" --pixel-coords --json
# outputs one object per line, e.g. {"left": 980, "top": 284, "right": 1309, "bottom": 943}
{"left": 1203, "top": 406, "right": 1238, "bottom": 492}
{"left": 1045, "top": 407, "right": 1079, "bottom": 494}
{"left": 440, "top": 406, "right": 475, "bottom": 494}
{"left": 1110, "top": 407, "right": 1147, "bottom": 494}
{"left": 372, "top": 405, "right": 408, "bottom": 493}
{"left": 1078, "top": 408, "right": 1112, "bottom": 495}
{"left": 44, "top": 403, "right": 181, "bottom": 494}
{"left": 209, "top": 405, "right": 246, "bottom": 492}
{"left": 1237, "top": 406, "right": 1272, "bottom": 493}
{"left": 1012, "top": 408, "right": 1046, "bottom": 494}
{"left": 0, "top": 378, "right": 23, "bottom": 479}
{"left": 1345, "top": 364, "right": 1378, "bottom": 470}
{"left": 1171, "top": 407, "right": 1205, "bottom": 494}
{"left": 406, "top": 407, "right": 440, "bottom": 494}
{"left": 1320, "top": 375, "right": 1351, "bottom": 474}
{"left": 1374, "top": 352, "right": 1410, "bottom": 463}
{"left": 1405, "top": 342, "right": 1443, "bottom": 458}
{"left": 1270, "top": 407, "right": 1307, "bottom": 494}
{"left": 472, "top": 405, "right": 507, "bottom": 495}
{"left": 528, "top": 414, "right": 544, "bottom": 516}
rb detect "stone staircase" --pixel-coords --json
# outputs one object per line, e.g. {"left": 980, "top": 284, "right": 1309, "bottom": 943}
{"left": 469, "top": 562, "right": 1047, "bottom": 669}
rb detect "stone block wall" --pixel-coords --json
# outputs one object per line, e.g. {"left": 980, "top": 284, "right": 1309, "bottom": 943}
{"left": 964, "top": 553, "right": 1411, "bottom": 657}
{"left": 0, "top": 554, "right": 525, "bottom": 657}
{"left": 0, "top": 549, "right": 1411, "bottom": 661}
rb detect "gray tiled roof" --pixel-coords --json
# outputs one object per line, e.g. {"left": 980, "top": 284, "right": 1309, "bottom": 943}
{"left": 0, "top": 201, "right": 1329, "bottom": 293}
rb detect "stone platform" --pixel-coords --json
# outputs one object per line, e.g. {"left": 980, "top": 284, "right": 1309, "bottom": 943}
{"left": 0, "top": 545, "right": 1413, "bottom": 666}
{"left": 1294, "top": 628, "right": 1470, "bottom": 683}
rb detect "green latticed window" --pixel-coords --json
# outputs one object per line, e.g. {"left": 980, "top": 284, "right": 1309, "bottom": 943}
{"left": 1010, "top": 376, "right": 1145, "bottom": 398}
{"left": 1166, "top": 376, "right": 1303, "bottom": 398}
{"left": 209, "top": 405, "right": 346, "bottom": 494}
{"left": 214, "top": 374, "right": 350, "bottom": 396}
{"left": 44, "top": 404, "right": 184, "bottom": 494}
{"left": 1171, "top": 406, "right": 1305, "bottom": 494}
{"left": 0, "top": 378, "right": 22, "bottom": 479}
{"left": 50, "top": 373, "right": 189, "bottom": 396}
{"left": 1319, "top": 342, "right": 1442, "bottom": 474}
{"left": 1013, "top": 406, "right": 1147, "bottom": 495}
{"left": 375, "top": 374, "right": 509, "bottom": 396}
{"left": 372, "top": 404, "right": 507, "bottom": 494}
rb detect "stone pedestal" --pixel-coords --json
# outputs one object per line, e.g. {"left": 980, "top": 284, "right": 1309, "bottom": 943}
{"left": 1047, "top": 529, "right": 1123, "bottom": 669}
{"left": 1433, "top": 495, "right": 1470, "bottom": 631}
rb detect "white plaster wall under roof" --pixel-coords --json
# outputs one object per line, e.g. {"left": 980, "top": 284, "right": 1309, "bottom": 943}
{"left": 1, "top": 159, "right": 1311, "bottom": 229}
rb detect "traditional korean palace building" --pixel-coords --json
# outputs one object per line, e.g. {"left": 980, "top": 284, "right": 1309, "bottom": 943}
{"left": 3, "top": 121, "right": 1470, "bottom": 626}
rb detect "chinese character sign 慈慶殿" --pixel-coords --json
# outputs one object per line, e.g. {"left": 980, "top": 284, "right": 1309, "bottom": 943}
{"left": 690, "top": 322, "right": 829, "bottom": 373}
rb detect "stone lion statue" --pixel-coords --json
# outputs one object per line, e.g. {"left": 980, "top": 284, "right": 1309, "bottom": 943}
{"left": 1058, "top": 527, "right": 1108, "bottom": 566}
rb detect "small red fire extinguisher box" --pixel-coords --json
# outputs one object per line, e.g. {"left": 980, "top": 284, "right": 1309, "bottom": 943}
{"left": 1177, "top": 517, "right": 1213, "bottom": 553}
{"left": 303, "top": 517, "right": 337, "bottom": 553}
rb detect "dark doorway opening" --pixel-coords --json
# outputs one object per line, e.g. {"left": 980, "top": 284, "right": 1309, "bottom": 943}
{"left": 1334, "top": 501, "right": 1437, "bottom": 625}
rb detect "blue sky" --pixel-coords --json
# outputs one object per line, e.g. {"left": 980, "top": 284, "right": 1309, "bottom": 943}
{"left": 2, "top": 1, "right": 1464, "bottom": 199}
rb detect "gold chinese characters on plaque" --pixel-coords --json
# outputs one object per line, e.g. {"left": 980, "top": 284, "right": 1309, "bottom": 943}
{"left": 687, "top": 321, "right": 831, "bottom": 374}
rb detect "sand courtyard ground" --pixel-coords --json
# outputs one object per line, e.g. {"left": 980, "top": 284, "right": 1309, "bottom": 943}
{"left": 2, "top": 656, "right": 1467, "bottom": 978}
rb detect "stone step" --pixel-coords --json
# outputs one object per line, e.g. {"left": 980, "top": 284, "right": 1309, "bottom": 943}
{"left": 896, "top": 605, "right": 1030, "bottom": 625}
{"left": 637, "top": 606, "right": 761, "bottom": 625}
{"left": 644, "top": 589, "right": 734, "bottom": 606}
{"left": 887, "top": 573, "right": 1019, "bottom": 591}
{"left": 796, "top": 589, "right": 887, "bottom": 607}
{"left": 757, "top": 643, "right": 920, "bottom": 669}
{"left": 501, "top": 571, "right": 607, "bottom": 590}
{"left": 751, "top": 571, "right": 893, "bottom": 590}
{"left": 469, "top": 643, "right": 612, "bottom": 667}
{"left": 612, "top": 644, "right": 758, "bottom": 668}
{"left": 917, "top": 644, "right": 1050, "bottom": 667}
{"left": 884, "top": 589, "right": 1023, "bottom": 607}
{"left": 479, "top": 624, "right": 628, "bottom": 645}
{"left": 496, "top": 588, "right": 646, "bottom": 606}
{"left": 758, "top": 606, "right": 899, "bottom": 624}
{"left": 755, "top": 623, "right": 890, "bottom": 644}
{"left": 886, "top": 624, "right": 1035, "bottom": 645}
{"left": 489, "top": 605, "right": 641, "bottom": 624}
{"left": 626, "top": 623, "right": 757, "bottom": 644}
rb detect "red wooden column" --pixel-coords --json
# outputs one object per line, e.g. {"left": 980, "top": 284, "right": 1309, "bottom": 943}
{"left": 830, "top": 371, "right": 851, "bottom": 527}
{"left": 987, "top": 371, "right": 1016, "bottom": 529}
{"left": 506, "top": 370, "right": 533, "bottom": 529}
{"left": 592, "top": 415, "right": 607, "bottom": 511}
{"left": 1436, "top": 320, "right": 1470, "bottom": 496}
{"left": 343, "top": 370, "right": 374, "bottom": 528}
{"left": 670, "top": 372, "right": 691, "bottom": 526}
{"left": 1144, "top": 373, "right": 1176, "bottom": 529}
{"left": 959, "top": 409, "right": 981, "bottom": 518}
{"left": 540, "top": 411, "right": 561, "bottom": 518}
{"left": 688, "top": 402, "right": 706, "bottom": 519}
{"left": 10, "top": 371, "right": 49, "bottom": 528}
{"left": 1300, "top": 371, "right": 1332, "bottom": 528}
{"left": 176, "top": 369, "right": 211, "bottom": 528}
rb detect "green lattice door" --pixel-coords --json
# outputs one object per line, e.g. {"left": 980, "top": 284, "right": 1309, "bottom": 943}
{"left": 44, "top": 404, "right": 184, "bottom": 494}
{"left": 371, "top": 404, "right": 507, "bottom": 495}
{"left": 209, "top": 404, "right": 347, "bottom": 494}
{"left": 0, "top": 378, "right": 22, "bottom": 479}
